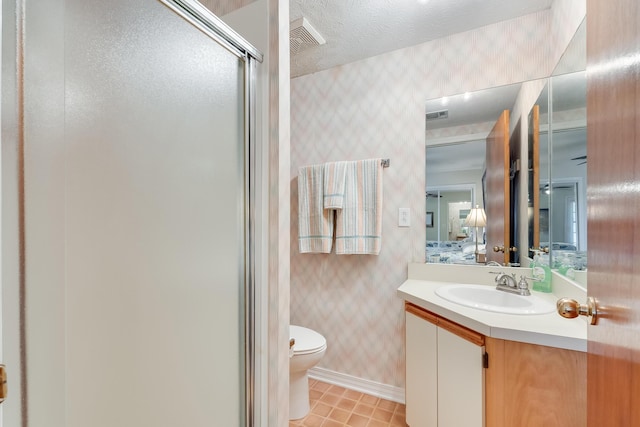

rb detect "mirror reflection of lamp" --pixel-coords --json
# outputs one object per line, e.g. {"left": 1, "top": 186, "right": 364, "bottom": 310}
{"left": 465, "top": 205, "right": 487, "bottom": 263}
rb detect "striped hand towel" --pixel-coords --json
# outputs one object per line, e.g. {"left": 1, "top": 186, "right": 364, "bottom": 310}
{"left": 335, "top": 159, "right": 383, "bottom": 255}
{"left": 298, "top": 164, "right": 333, "bottom": 253}
{"left": 323, "top": 161, "right": 348, "bottom": 209}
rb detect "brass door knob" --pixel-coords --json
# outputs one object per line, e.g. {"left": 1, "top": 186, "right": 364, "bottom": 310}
{"left": 493, "top": 245, "right": 517, "bottom": 253}
{"left": 529, "top": 247, "right": 549, "bottom": 254}
{"left": 557, "top": 297, "right": 598, "bottom": 325}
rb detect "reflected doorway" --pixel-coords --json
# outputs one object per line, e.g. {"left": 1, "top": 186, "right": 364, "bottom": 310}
{"left": 425, "top": 186, "right": 480, "bottom": 264}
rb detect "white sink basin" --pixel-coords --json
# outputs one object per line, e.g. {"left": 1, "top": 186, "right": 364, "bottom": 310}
{"left": 435, "top": 284, "right": 555, "bottom": 315}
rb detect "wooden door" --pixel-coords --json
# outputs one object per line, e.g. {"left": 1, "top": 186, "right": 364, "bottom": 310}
{"left": 509, "top": 119, "right": 521, "bottom": 264}
{"left": 528, "top": 105, "right": 540, "bottom": 251}
{"left": 587, "top": 0, "right": 640, "bottom": 424}
{"left": 485, "top": 110, "right": 510, "bottom": 264}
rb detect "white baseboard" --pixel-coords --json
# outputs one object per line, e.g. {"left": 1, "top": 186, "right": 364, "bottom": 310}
{"left": 308, "top": 367, "right": 405, "bottom": 404}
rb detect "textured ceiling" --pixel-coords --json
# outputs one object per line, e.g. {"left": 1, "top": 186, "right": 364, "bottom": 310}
{"left": 290, "top": 0, "right": 554, "bottom": 78}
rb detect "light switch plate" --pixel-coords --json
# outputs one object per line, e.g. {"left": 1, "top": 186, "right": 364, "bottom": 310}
{"left": 399, "top": 208, "right": 410, "bottom": 227}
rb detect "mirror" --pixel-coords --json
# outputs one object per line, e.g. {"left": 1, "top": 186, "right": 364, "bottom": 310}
{"left": 549, "top": 72, "right": 587, "bottom": 251}
{"left": 425, "top": 84, "right": 525, "bottom": 264}
{"left": 425, "top": 18, "right": 586, "bottom": 269}
{"left": 527, "top": 19, "right": 587, "bottom": 285}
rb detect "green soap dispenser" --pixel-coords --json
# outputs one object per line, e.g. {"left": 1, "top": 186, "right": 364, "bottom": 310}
{"left": 532, "top": 253, "right": 552, "bottom": 293}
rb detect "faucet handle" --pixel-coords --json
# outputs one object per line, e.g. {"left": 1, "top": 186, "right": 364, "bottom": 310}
{"left": 489, "top": 271, "right": 506, "bottom": 284}
{"left": 518, "top": 275, "right": 531, "bottom": 287}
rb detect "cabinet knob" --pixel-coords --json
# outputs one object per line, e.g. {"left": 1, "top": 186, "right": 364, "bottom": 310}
{"left": 557, "top": 296, "right": 598, "bottom": 325}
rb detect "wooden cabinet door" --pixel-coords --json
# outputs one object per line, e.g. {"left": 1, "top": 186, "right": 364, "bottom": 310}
{"left": 405, "top": 304, "right": 485, "bottom": 427}
{"left": 405, "top": 311, "right": 438, "bottom": 426}
{"left": 485, "top": 338, "right": 586, "bottom": 427}
{"left": 438, "top": 328, "right": 484, "bottom": 427}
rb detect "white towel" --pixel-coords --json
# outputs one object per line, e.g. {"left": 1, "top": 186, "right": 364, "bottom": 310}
{"left": 323, "top": 161, "right": 348, "bottom": 209}
{"left": 298, "top": 164, "right": 333, "bottom": 253}
{"left": 335, "top": 159, "right": 383, "bottom": 255}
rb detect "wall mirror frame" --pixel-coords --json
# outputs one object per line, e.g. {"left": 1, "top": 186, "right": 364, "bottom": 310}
{"left": 425, "top": 17, "right": 586, "bottom": 281}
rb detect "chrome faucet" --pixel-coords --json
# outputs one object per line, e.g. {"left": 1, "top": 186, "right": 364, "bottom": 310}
{"left": 491, "top": 272, "right": 531, "bottom": 296}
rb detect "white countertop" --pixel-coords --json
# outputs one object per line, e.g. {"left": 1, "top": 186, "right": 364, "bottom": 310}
{"left": 397, "top": 264, "right": 587, "bottom": 352}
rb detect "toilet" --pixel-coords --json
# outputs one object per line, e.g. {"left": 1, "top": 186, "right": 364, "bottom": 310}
{"left": 289, "top": 325, "right": 327, "bottom": 420}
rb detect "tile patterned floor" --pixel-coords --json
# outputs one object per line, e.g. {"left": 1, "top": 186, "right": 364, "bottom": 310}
{"left": 289, "top": 379, "right": 406, "bottom": 427}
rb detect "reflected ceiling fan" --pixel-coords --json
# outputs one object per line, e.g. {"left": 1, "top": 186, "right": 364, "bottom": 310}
{"left": 426, "top": 192, "right": 442, "bottom": 198}
{"left": 571, "top": 155, "right": 587, "bottom": 165}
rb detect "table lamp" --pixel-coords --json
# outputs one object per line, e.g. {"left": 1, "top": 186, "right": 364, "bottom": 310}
{"left": 465, "top": 205, "right": 487, "bottom": 263}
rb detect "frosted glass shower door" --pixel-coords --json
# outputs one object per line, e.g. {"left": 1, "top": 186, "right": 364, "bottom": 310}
{"left": 32, "top": 1, "right": 248, "bottom": 426}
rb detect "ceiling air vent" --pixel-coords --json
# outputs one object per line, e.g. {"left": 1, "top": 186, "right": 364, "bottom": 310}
{"left": 426, "top": 110, "right": 449, "bottom": 121}
{"left": 290, "top": 17, "right": 326, "bottom": 56}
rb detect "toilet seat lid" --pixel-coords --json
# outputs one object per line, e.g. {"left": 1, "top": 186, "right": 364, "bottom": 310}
{"left": 290, "top": 325, "right": 326, "bottom": 355}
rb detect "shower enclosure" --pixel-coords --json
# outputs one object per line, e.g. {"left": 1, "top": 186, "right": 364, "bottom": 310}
{"left": 2, "top": 0, "right": 261, "bottom": 426}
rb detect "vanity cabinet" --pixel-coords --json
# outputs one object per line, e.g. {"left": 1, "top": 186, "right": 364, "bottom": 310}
{"left": 405, "top": 303, "right": 485, "bottom": 427}
{"left": 405, "top": 302, "right": 587, "bottom": 427}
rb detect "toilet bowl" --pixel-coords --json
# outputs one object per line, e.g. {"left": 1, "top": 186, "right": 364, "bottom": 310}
{"left": 289, "top": 325, "right": 327, "bottom": 420}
